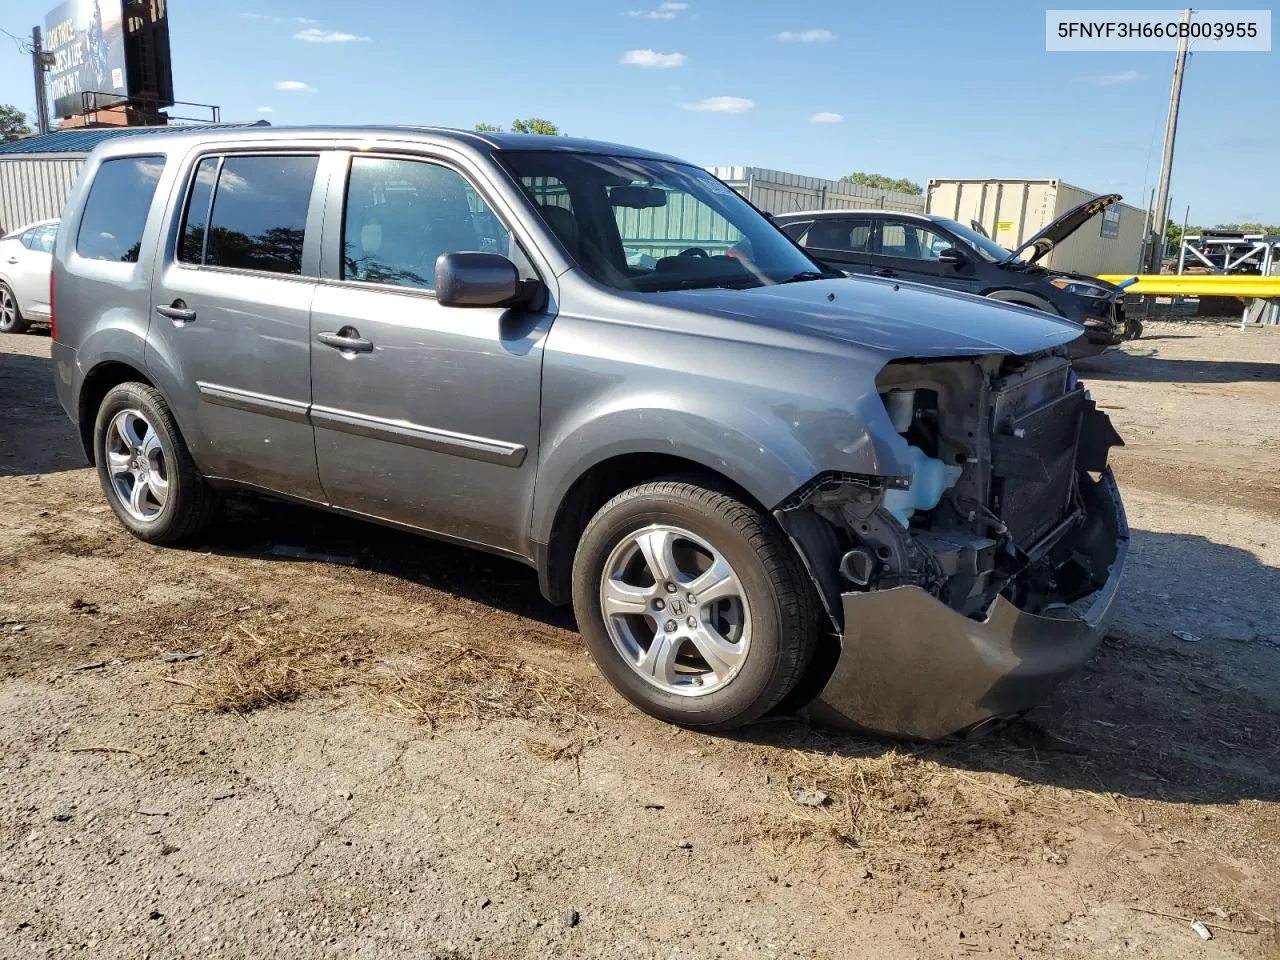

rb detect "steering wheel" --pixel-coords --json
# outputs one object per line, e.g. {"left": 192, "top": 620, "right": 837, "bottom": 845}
{"left": 678, "top": 247, "right": 710, "bottom": 258}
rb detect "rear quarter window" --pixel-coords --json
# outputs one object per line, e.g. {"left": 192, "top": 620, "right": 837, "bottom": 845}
{"left": 76, "top": 156, "right": 166, "bottom": 263}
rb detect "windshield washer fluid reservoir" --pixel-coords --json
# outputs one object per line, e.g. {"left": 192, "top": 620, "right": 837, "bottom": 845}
{"left": 883, "top": 445, "right": 962, "bottom": 527}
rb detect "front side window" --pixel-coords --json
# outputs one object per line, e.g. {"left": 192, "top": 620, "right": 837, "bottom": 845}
{"left": 76, "top": 155, "right": 165, "bottom": 263}
{"left": 342, "top": 156, "right": 511, "bottom": 290}
{"left": 878, "top": 220, "right": 953, "bottom": 261}
{"left": 201, "top": 155, "right": 318, "bottom": 274}
{"left": 805, "top": 218, "right": 873, "bottom": 253}
{"left": 501, "top": 151, "right": 824, "bottom": 292}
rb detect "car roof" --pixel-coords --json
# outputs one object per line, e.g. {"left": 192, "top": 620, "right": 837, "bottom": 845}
{"left": 86, "top": 124, "right": 685, "bottom": 165}
{"left": 774, "top": 209, "right": 941, "bottom": 223}
{"left": 3, "top": 217, "right": 59, "bottom": 236}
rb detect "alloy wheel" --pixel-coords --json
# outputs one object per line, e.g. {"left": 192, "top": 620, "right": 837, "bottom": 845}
{"left": 0, "top": 286, "right": 16, "bottom": 330}
{"left": 104, "top": 408, "right": 170, "bottom": 522}
{"left": 599, "top": 523, "right": 752, "bottom": 697}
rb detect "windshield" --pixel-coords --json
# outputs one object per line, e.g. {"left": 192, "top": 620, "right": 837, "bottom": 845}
{"left": 933, "top": 217, "right": 1019, "bottom": 264}
{"left": 500, "top": 151, "right": 825, "bottom": 292}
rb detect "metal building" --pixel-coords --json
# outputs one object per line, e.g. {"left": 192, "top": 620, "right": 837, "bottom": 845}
{"left": 0, "top": 124, "right": 268, "bottom": 235}
{"left": 708, "top": 166, "right": 926, "bottom": 217}
{"left": 926, "top": 178, "right": 1146, "bottom": 276}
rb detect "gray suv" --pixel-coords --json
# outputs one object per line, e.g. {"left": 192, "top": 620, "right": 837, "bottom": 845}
{"left": 51, "top": 126, "right": 1128, "bottom": 739}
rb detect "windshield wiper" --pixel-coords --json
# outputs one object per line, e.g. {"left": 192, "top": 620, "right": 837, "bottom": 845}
{"left": 777, "top": 270, "right": 830, "bottom": 284}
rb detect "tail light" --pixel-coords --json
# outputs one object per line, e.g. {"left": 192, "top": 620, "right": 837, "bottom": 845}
{"left": 49, "top": 270, "right": 56, "bottom": 341}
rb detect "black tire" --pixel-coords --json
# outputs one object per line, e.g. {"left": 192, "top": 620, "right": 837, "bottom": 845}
{"left": 0, "top": 282, "right": 30, "bottom": 334}
{"left": 93, "top": 382, "right": 218, "bottom": 545}
{"left": 571, "top": 476, "right": 821, "bottom": 731}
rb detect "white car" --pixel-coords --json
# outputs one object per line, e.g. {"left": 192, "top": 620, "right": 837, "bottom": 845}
{"left": 0, "top": 218, "right": 58, "bottom": 334}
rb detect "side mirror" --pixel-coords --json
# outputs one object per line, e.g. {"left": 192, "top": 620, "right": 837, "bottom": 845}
{"left": 435, "top": 252, "right": 529, "bottom": 308}
{"left": 937, "top": 247, "right": 965, "bottom": 267}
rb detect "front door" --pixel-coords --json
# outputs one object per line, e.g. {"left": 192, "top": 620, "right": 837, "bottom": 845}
{"left": 308, "top": 153, "right": 549, "bottom": 555}
{"left": 148, "top": 151, "right": 326, "bottom": 500}
{"left": 801, "top": 217, "right": 876, "bottom": 275}
{"left": 867, "top": 218, "right": 980, "bottom": 293}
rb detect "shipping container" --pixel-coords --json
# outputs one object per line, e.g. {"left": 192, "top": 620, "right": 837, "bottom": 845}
{"left": 708, "top": 166, "right": 926, "bottom": 218}
{"left": 926, "top": 178, "right": 1146, "bottom": 277}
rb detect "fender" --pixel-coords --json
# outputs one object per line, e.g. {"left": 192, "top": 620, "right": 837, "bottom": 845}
{"left": 981, "top": 288, "right": 1060, "bottom": 315}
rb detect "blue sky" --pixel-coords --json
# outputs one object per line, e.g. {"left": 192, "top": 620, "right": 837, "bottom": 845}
{"left": 2, "top": 0, "right": 1276, "bottom": 223}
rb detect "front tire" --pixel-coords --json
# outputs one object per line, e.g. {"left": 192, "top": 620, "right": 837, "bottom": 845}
{"left": 0, "top": 282, "right": 29, "bottom": 334}
{"left": 94, "top": 382, "right": 218, "bottom": 545}
{"left": 571, "top": 477, "right": 820, "bottom": 731}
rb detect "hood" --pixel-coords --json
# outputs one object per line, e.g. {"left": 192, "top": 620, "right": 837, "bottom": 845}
{"left": 649, "top": 276, "right": 1084, "bottom": 360}
{"left": 1006, "top": 193, "right": 1121, "bottom": 265}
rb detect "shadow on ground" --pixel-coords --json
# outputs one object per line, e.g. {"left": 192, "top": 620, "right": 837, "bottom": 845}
{"left": 0, "top": 351, "right": 83, "bottom": 477}
{"left": 1076, "top": 348, "right": 1280, "bottom": 384}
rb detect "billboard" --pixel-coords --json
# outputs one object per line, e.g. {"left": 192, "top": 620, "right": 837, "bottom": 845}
{"left": 45, "top": 0, "right": 128, "bottom": 117}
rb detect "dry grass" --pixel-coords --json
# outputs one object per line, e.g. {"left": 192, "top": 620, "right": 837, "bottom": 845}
{"left": 175, "top": 622, "right": 355, "bottom": 713}
{"left": 366, "top": 642, "right": 607, "bottom": 733}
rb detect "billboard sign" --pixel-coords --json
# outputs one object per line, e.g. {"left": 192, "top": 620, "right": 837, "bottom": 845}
{"left": 44, "top": 0, "right": 128, "bottom": 118}
{"left": 1100, "top": 204, "right": 1121, "bottom": 240}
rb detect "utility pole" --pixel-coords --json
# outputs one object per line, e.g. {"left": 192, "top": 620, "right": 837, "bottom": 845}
{"left": 1149, "top": 7, "right": 1192, "bottom": 272}
{"left": 31, "top": 26, "right": 52, "bottom": 135}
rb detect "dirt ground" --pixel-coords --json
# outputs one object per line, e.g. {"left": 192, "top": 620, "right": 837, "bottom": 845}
{"left": 1, "top": 321, "right": 1278, "bottom": 960}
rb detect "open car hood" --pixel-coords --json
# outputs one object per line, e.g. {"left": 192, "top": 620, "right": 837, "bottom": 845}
{"left": 1006, "top": 193, "right": 1121, "bottom": 265}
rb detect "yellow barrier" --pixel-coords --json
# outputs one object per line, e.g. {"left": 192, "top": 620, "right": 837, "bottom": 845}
{"left": 1096, "top": 274, "right": 1280, "bottom": 297}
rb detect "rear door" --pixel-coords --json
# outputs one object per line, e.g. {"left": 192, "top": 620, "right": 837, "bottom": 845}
{"left": 797, "top": 217, "right": 876, "bottom": 275}
{"left": 867, "top": 218, "right": 981, "bottom": 293}
{"left": 308, "top": 150, "right": 551, "bottom": 554}
{"left": 147, "top": 149, "right": 327, "bottom": 500}
{"left": 6, "top": 223, "right": 56, "bottom": 318}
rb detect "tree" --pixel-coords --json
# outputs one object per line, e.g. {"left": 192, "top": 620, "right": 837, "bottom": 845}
{"left": 474, "top": 122, "right": 503, "bottom": 133}
{"left": 0, "top": 104, "right": 32, "bottom": 142}
{"left": 839, "top": 171, "right": 923, "bottom": 195}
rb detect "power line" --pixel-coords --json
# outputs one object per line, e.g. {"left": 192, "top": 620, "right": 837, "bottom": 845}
{"left": 1, "top": 24, "right": 35, "bottom": 54}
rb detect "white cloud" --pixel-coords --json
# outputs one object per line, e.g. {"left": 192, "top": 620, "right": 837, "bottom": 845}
{"left": 274, "top": 80, "right": 317, "bottom": 92}
{"left": 1080, "top": 69, "right": 1141, "bottom": 85}
{"left": 621, "top": 48, "right": 687, "bottom": 68}
{"left": 682, "top": 96, "right": 753, "bottom": 113}
{"left": 626, "top": 2, "right": 688, "bottom": 19}
{"left": 809, "top": 111, "right": 843, "bottom": 123}
{"left": 255, "top": 106, "right": 274, "bottom": 113}
{"left": 294, "top": 27, "right": 370, "bottom": 43}
{"left": 777, "top": 29, "right": 834, "bottom": 42}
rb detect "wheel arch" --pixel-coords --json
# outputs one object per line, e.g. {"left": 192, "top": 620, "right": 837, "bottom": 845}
{"left": 981, "top": 287, "right": 1062, "bottom": 315}
{"left": 535, "top": 450, "right": 787, "bottom": 607}
{"left": 77, "top": 360, "right": 155, "bottom": 464}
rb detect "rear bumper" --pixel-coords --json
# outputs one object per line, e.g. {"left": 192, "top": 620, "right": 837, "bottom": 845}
{"left": 51, "top": 340, "right": 78, "bottom": 423}
{"left": 810, "top": 470, "right": 1128, "bottom": 740}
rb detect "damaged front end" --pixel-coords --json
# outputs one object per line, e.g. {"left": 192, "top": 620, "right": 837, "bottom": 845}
{"left": 777, "top": 350, "right": 1128, "bottom": 740}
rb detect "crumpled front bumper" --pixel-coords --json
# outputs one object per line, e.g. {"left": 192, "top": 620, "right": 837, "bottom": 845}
{"left": 809, "top": 470, "right": 1128, "bottom": 741}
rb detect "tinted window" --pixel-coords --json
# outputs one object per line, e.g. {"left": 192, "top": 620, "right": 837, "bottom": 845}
{"left": 343, "top": 157, "right": 510, "bottom": 290}
{"left": 806, "top": 218, "right": 873, "bottom": 253}
{"left": 203, "top": 155, "right": 318, "bottom": 274}
{"left": 76, "top": 156, "right": 165, "bottom": 262}
{"left": 179, "top": 157, "right": 220, "bottom": 265}
{"left": 878, "top": 220, "right": 953, "bottom": 261}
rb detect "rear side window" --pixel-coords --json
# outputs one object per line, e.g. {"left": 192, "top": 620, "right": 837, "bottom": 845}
{"left": 179, "top": 154, "right": 318, "bottom": 275}
{"left": 806, "top": 218, "right": 873, "bottom": 253}
{"left": 76, "top": 156, "right": 165, "bottom": 262}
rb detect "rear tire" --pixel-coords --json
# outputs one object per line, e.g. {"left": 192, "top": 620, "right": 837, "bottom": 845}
{"left": 94, "top": 382, "right": 218, "bottom": 545}
{"left": 571, "top": 476, "right": 820, "bottom": 731}
{"left": 0, "top": 282, "right": 29, "bottom": 334}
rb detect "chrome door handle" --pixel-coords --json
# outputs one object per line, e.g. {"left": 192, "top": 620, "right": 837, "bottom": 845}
{"left": 156, "top": 301, "right": 196, "bottom": 324}
{"left": 317, "top": 329, "right": 374, "bottom": 353}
